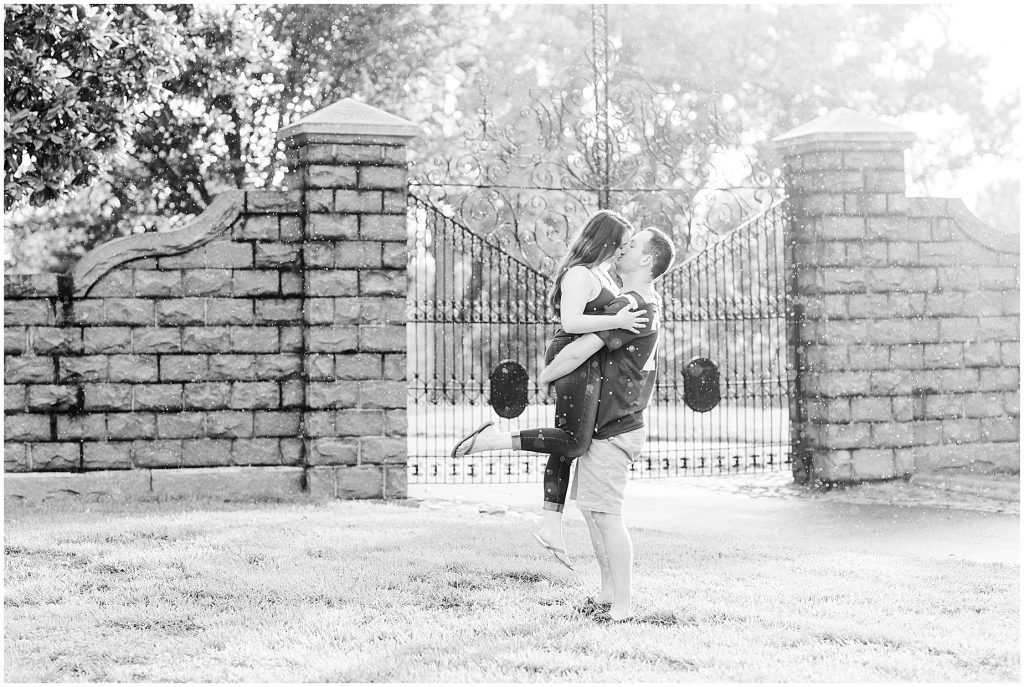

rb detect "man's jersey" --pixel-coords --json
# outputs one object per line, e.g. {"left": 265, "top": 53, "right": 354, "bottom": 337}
{"left": 592, "top": 290, "right": 661, "bottom": 439}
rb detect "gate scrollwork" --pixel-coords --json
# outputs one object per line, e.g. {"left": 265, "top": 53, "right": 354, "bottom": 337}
{"left": 410, "top": 41, "right": 780, "bottom": 272}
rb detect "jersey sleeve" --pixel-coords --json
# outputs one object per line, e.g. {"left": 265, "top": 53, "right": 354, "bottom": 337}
{"left": 594, "top": 293, "right": 658, "bottom": 351}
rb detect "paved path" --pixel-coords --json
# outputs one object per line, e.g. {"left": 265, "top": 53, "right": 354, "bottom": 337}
{"left": 410, "top": 472, "right": 1020, "bottom": 565}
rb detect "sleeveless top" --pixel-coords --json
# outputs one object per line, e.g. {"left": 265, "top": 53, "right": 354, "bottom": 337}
{"left": 547, "top": 267, "right": 619, "bottom": 359}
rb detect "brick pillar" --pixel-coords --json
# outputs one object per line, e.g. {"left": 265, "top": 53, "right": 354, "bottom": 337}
{"left": 773, "top": 108, "right": 917, "bottom": 485}
{"left": 276, "top": 98, "right": 418, "bottom": 499}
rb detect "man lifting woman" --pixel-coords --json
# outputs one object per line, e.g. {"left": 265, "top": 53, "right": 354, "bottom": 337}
{"left": 453, "top": 211, "right": 675, "bottom": 622}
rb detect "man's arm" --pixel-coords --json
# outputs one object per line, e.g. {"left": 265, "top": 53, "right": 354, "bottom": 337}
{"left": 538, "top": 334, "right": 605, "bottom": 385}
{"left": 538, "top": 293, "right": 658, "bottom": 385}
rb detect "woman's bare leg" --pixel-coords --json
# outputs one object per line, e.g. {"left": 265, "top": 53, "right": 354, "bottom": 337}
{"left": 464, "top": 431, "right": 572, "bottom": 554}
{"left": 462, "top": 425, "right": 512, "bottom": 454}
{"left": 537, "top": 509, "right": 565, "bottom": 552}
{"left": 536, "top": 453, "right": 573, "bottom": 551}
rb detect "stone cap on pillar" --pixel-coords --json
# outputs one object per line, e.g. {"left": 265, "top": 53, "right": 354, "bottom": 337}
{"left": 772, "top": 107, "right": 915, "bottom": 154}
{"left": 277, "top": 97, "right": 421, "bottom": 147}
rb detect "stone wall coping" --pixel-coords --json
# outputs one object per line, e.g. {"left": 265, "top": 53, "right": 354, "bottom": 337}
{"left": 773, "top": 107, "right": 916, "bottom": 150}
{"left": 70, "top": 190, "right": 244, "bottom": 296}
{"left": 276, "top": 97, "right": 420, "bottom": 145}
{"left": 772, "top": 138, "right": 912, "bottom": 156}
{"left": 280, "top": 132, "right": 418, "bottom": 148}
{"left": 944, "top": 197, "right": 1020, "bottom": 255}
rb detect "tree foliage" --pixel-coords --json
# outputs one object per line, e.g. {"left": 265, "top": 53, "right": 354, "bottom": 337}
{"left": 3, "top": 4, "right": 1016, "bottom": 273}
{"left": 443, "top": 5, "right": 1014, "bottom": 188}
{"left": 403, "top": 4, "right": 1017, "bottom": 268}
{"left": 4, "top": 3, "right": 482, "bottom": 272}
{"left": 3, "top": 4, "right": 184, "bottom": 210}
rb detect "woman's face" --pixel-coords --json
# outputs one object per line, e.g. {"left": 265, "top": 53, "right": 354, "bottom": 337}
{"left": 613, "top": 226, "right": 634, "bottom": 261}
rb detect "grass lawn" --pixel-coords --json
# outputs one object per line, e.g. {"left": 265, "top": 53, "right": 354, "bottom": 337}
{"left": 4, "top": 494, "right": 1019, "bottom": 682}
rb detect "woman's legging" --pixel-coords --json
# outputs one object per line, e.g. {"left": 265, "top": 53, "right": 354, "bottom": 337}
{"left": 514, "top": 335, "right": 603, "bottom": 512}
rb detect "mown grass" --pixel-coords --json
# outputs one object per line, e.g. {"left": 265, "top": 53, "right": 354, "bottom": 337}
{"left": 3, "top": 495, "right": 1019, "bottom": 682}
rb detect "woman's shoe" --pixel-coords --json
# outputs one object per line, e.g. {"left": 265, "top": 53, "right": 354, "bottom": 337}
{"left": 532, "top": 532, "right": 574, "bottom": 570}
{"left": 451, "top": 420, "right": 495, "bottom": 458}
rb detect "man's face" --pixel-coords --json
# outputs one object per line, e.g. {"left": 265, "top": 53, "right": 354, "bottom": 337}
{"left": 614, "top": 229, "right": 651, "bottom": 275}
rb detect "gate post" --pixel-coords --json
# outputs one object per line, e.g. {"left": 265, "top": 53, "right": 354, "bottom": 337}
{"left": 773, "top": 109, "right": 916, "bottom": 485}
{"left": 276, "top": 99, "right": 418, "bottom": 498}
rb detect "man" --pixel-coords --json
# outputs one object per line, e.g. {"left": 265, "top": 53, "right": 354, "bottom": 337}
{"left": 537, "top": 227, "right": 675, "bottom": 622}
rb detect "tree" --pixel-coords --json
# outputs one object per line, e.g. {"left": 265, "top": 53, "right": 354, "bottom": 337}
{"left": 4, "top": 4, "right": 1015, "bottom": 272}
{"left": 3, "top": 4, "right": 186, "bottom": 210}
{"left": 399, "top": 4, "right": 1017, "bottom": 370}
{"left": 4, "top": 4, "right": 487, "bottom": 272}
{"left": 415, "top": 4, "right": 1015, "bottom": 259}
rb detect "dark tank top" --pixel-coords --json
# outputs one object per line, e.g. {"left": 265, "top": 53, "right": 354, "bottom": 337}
{"left": 546, "top": 268, "right": 619, "bottom": 364}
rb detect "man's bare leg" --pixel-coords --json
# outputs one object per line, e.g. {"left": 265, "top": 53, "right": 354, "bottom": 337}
{"left": 591, "top": 511, "right": 633, "bottom": 620}
{"left": 581, "top": 508, "right": 614, "bottom": 604}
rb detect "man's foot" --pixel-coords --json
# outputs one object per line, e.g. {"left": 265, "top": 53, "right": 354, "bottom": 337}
{"left": 593, "top": 609, "right": 634, "bottom": 623}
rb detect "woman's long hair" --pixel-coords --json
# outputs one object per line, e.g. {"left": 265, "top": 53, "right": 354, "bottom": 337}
{"left": 548, "top": 210, "right": 632, "bottom": 314}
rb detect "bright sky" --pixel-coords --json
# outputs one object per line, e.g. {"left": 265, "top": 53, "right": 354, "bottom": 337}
{"left": 946, "top": 3, "right": 1022, "bottom": 103}
{"left": 880, "top": 3, "right": 1021, "bottom": 227}
{"left": 642, "top": 1, "right": 1021, "bottom": 226}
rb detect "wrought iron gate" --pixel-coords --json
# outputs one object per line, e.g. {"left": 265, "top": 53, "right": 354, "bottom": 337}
{"left": 407, "top": 192, "right": 558, "bottom": 482}
{"left": 643, "top": 201, "right": 793, "bottom": 476}
{"left": 406, "top": 192, "right": 794, "bottom": 483}
{"left": 405, "top": 4, "right": 794, "bottom": 482}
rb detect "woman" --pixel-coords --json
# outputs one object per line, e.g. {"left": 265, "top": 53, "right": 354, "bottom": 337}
{"left": 452, "top": 210, "right": 646, "bottom": 569}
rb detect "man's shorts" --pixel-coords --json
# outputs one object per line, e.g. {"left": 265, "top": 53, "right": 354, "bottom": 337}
{"left": 572, "top": 427, "right": 647, "bottom": 515}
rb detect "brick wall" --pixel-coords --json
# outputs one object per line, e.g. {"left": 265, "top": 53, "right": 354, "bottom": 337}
{"left": 7, "top": 103, "right": 1018, "bottom": 492}
{"left": 3, "top": 98, "right": 415, "bottom": 499}
{"left": 777, "top": 109, "right": 1020, "bottom": 484}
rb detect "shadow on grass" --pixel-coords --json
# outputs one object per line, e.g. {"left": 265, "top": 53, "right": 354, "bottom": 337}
{"left": 491, "top": 570, "right": 546, "bottom": 584}
{"left": 3, "top": 496, "right": 1019, "bottom": 682}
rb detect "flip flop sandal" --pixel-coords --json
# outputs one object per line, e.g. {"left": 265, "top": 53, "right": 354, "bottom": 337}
{"left": 451, "top": 420, "right": 495, "bottom": 458}
{"left": 572, "top": 596, "right": 612, "bottom": 616}
{"left": 531, "top": 532, "right": 574, "bottom": 571}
